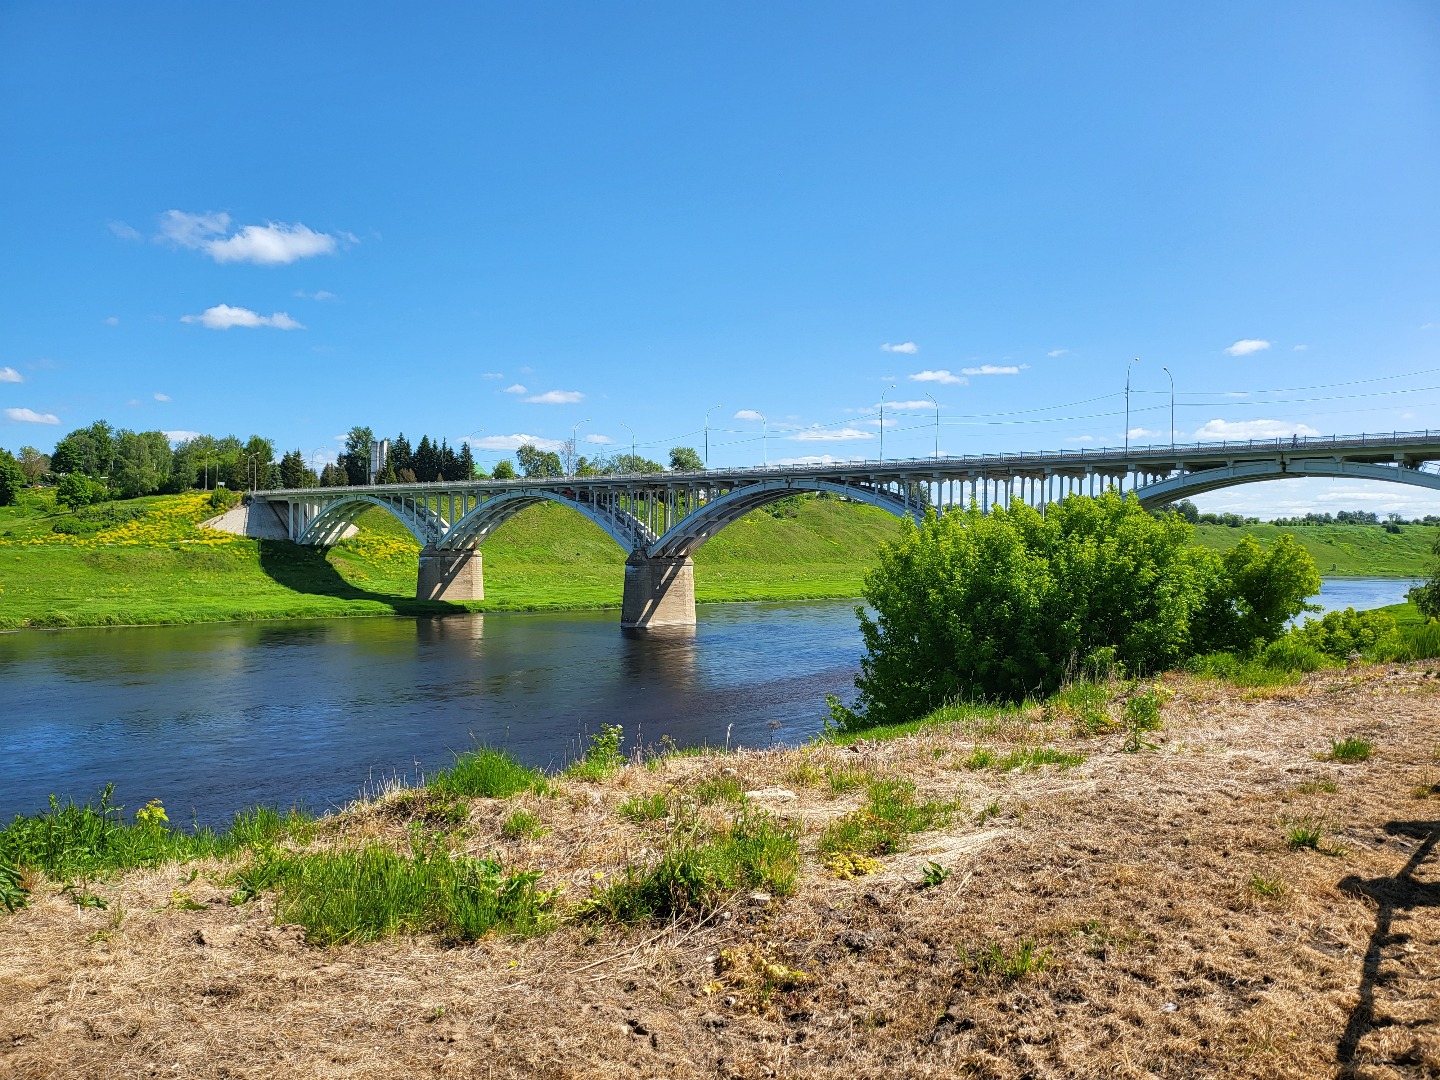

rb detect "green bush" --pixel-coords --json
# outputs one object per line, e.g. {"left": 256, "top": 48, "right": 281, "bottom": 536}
{"left": 55, "top": 473, "right": 108, "bottom": 510}
{"left": 0, "top": 449, "right": 25, "bottom": 507}
{"left": 1259, "top": 636, "right": 1329, "bottom": 673}
{"left": 428, "top": 747, "right": 544, "bottom": 799}
{"left": 1291, "top": 607, "right": 1395, "bottom": 660}
{"left": 566, "top": 725, "right": 625, "bottom": 781}
{"left": 835, "top": 492, "right": 1319, "bottom": 728}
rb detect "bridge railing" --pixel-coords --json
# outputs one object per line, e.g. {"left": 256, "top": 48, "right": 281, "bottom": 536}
{"left": 257, "top": 430, "right": 1440, "bottom": 497}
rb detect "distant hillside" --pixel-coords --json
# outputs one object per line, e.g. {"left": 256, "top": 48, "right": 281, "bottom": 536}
{"left": 1192, "top": 522, "right": 1435, "bottom": 577}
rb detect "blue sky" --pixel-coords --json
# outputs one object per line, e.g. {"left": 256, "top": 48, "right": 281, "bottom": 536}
{"left": 1, "top": 1, "right": 1437, "bottom": 515}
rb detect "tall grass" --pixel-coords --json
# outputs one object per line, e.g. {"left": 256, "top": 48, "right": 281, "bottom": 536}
{"left": 427, "top": 747, "right": 546, "bottom": 799}
{"left": 818, "top": 779, "right": 956, "bottom": 857}
{"left": 232, "top": 843, "right": 556, "bottom": 945}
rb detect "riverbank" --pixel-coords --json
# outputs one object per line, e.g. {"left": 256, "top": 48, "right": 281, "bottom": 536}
{"left": 1, "top": 667, "right": 1433, "bottom": 1077}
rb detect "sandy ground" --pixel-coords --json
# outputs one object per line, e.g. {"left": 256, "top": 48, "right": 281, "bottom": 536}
{"left": 2, "top": 666, "right": 1437, "bottom": 1079}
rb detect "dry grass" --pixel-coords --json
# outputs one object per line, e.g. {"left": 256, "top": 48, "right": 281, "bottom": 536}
{"left": 2, "top": 667, "right": 1439, "bottom": 1078}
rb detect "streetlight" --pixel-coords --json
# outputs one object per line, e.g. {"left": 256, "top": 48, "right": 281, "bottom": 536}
{"left": 756, "top": 412, "right": 769, "bottom": 467}
{"left": 924, "top": 392, "right": 939, "bottom": 460}
{"left": 466, "top": 429, "right": 485, "bottom": 480}
{"left": 619, "top": 422, "right": 636, "bottom": 472}
{"left": 879, "top": 384, "right": 896, "bottom": 463}
{"left": 1161, "top": 367, "right": 1174, "bottom": 450}
{"left": 1125, "top": 358, "right": 1140, "bottom": 453}
{"left": 310, "top": 448, "right": 327, "bottom": 487}
{"left": 704, "top": 403, "right": 724, "bottom": 470}
{"left": 571, "top": 419, "right": 591, "bottom": 476}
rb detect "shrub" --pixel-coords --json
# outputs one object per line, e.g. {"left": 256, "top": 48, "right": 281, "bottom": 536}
{"left": 1290, "top": 607, "right": 1396, "bottom": 660}
{"left": 835, "top": 492, "right": 1319, "bottom": 729}
{"left": 566, "top": 725, "right": 625, "bottom": 781}
{"left": 55, "top": 473, "right": 107, "bottom": 510}
{"left": 1259, "top": 637, "right": 1329, "bottom": 673}
{"left": 428, "top": 747, "right": 544, "bottom": 799}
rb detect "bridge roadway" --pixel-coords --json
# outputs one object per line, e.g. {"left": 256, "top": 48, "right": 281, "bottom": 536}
{"left": 249, "top": 430, "right": 1440, "bottom": 628}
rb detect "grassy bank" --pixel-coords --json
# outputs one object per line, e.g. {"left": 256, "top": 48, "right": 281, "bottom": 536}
{"left": 1193, "top": 520, "right": 1435, "bottom": 576}
{"left": 0, "top": 490, "right": 903, "bottom": 629}
{"left": 1, "top": 668, "right": 1434, "bottom": 1076}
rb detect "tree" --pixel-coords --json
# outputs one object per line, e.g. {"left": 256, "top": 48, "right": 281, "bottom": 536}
{"left": 669, "top": 446, "right": 704, "bottom": 472}
{"left": 319, "top": 462, "right": 349, "bottom": 487}
{"left": 17, "top": 446, "right": 48, "bottom": 484}
{"left": 0, "top": 449, "right": 25, "bottom": 506}
{"left": 388, "top": 434, "right": 414, "bottom": 478}
{"left": 457, "top": 442, "right": 476, "bottom": 479}
{"left": 439, "top": 438, "right": 458, "bottom": 481}
{"left": 279, "top": 449, "right": 307, "bottom": 489}
{"left": 413, "top": 436, "right": 441, "bottom": 482}
{"left": 341, "top": 426, "right": 374, "bottom": 485}
{"left": 242, "top": 436, "right": 276, "bottom": 492}
{"left": 51, "top": 421, "right": 115, "bottom": 478}
{"left": 1408, "top": 530, "right": 1440, "bottom": 619}
{"left": 1191, "top": 534, "right": 1320, "bottom": 650}
{"left": 110, "top": 430, "right": 172, "bottom": 499}
{"left": 491, "top": 459, "right": 517, "bottom": 480}
{"left": 607, "top": 452, "right": 665, "bottom": 475}
{"left": 515, "top": 442, "right": 562, "bottom": 478}
{"left": 56, "top": 473, "right": 107, "bottom": 510}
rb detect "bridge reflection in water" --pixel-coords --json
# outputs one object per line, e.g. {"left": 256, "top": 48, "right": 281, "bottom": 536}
{"left": 238, "top": 431, "right": 1440, "bottom": 628}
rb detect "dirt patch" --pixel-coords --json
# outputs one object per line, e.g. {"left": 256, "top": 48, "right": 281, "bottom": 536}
{"left": 2, "top": 668, "right": 1438, "bottom": 1078}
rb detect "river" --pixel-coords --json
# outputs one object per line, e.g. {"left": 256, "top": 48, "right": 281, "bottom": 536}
{"left": 0, "top": 577, "right": 1418, "bottom": 825}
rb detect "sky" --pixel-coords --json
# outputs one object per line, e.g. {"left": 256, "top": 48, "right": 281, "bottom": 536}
{"left": 1, "top": 1, "right": 1438, "bottom": 516}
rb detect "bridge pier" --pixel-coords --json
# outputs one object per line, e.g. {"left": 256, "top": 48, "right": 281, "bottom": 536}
{"left": 417, "top": 547, "right": 484, "bottom": 602}
{"left": 621, "top": 553, "right": 695, "bottom": 629}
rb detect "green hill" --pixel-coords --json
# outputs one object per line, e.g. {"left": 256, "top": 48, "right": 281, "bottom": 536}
{"left": 1192, "top": 522, "right": 1435, "bottom": 577}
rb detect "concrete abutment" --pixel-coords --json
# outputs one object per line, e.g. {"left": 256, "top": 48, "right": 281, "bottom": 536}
{"left": 620, "top": 553, "right": 696, "bottom": 628}
{"left": 417, "top": 547, "right": 484, "bottom": 602}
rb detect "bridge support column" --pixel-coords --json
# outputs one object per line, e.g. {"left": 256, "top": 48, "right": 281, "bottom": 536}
{"left": 621, "top": 553, "right": 695, "bottom": 629}
{"left": 417, "top": 547, "right": 484, "bottom": 602}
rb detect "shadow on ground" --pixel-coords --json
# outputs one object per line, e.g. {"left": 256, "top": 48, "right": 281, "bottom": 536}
{"left": 255, "top": 539, "right": 466, "bottom": 616}
{"left": 1336, "top": 819, "right": 1440, "bottom": 1075}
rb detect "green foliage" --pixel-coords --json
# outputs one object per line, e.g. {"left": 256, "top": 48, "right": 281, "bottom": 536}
{"left": 919, "top": 861, "right": 951, "bottom": 888}
{"left": 1284, "top": 819, "right": 1324, "bottom": 850}
{"left": 1373, "top": 620, "right": 1440, "bottom": 662}
{"left": 234, "top": 842, "right": 555, "bottom": 944}
{"left": 427, "top": 747, "right": 545, "bottom": 799}
{"left": 693, "top": 775, "right": 747, "bottom": 805}
{"left": 581, "top": 810, "right": 799, "bottom": 923}
{"left": 0, "top": 449, "right": 25, "bottom": 507}
{"left": 618, "top": 793, "right": 669, "bottom": 823}
{"left": 0, "top": 860, "right": 29, "bottom": 912}
{"left": 1052, "top": 679, "right": 1112, "bottom": 734}
{"left": 110, "top": 430, "right": 173, "bottom": 499}
{"left": 491, "top": 459, "right": 517, "bottom": 480}
{"left": 668, "top": 446, "right": 705, "bottom": 472}
{"left": 962, "top": 746, "right": 1086, "bottom": 771}
{"left": 1409, "top": 529, "right": 1440, "bottom": 619}
{"left": 500, "top": 809, "right": 547, "bottom": 839}
{"left": 1248, "top": 873, "right": 1286, "bottom": 898}
{"left": 1327, "top": 737, "right": 1373, "bottom": 763}
{"left": 843, "top": 492, "right": 1318, "bottom": 727}
{"left": 515, "top": 442, "right": 563, "bottom": 478}
{"left": 962, "top": 938, "right": 1051, "bottom": 983}
{"left": 817, "top": 779, "right": 955, "bottom": 857}
{"left": 1291, "top": 607, "right": 1396, "bottom": 659}
{"left": 566, "top": 725, "right": 625, "bottom": 781}
{"left": 55, "top": 473, "right": 108, "bottom": 510}
{"left": 1121, "top": 686, "right": 1166, "bottom": 752}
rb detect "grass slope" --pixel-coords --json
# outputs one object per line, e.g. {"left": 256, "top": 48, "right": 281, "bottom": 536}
{"left": 1193, "top": 521, "right": 1435, "bottom": 577}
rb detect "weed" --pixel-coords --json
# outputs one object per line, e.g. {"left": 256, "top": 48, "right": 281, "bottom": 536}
{"left": 960, "top": 746, "right": 995, "bottom": 770}
{"left": 580, "top": 810, "right": 799, "bottom": 923}
{"left": 962, "top": 938, "right": 1051, "bottom": 984}
{"left": 0, "top": 860, "right": 30, "bottom": 912}
{"left": 566, "top": 725, "right": 625, "bottom": 782}
{"left": 1053, "top": 680, "right": 1112, "bottom": 735}
{"left": 169, "top": 890, "right": 207, "bottom": 911}
{"left": 716, "top": 945, "right": 809, "bottom": 1004}
{"left": 976, "top": 799, "right": 1002, "bottom": 824}
{"left": 693, "top": 776, "right": 747, "bottom": 805}
{"left": 823, "top": 851, "right": 882, "bottom": 879}
{"left": 824, "top": 763, "right": 867, "bottom": 795}
{"left": 1411, "top": 772, "right": 1440, "bottom": 800}
{"left": 1284, "top": 819, "right": 1324, "bottom": 850}
{"left": 1121, "top": 686, "right": 1166, "bottom": 752}
{"left": 1248, "top": 874, "right": 1286, "bottom": 899}
{"left": 617, "top": 792, "right": 669, "bottom": 823}
{"left": 500, "top": 809, "right": 546, "bottom": 840}
{"left": 429, "top": 747, "right": 545, "bottom": 799}
{"left": 919, "top": 861, "right": 952, "bottom": 888}
{"left": 231, "top": 843, "right": 556, "bottom": 945}
{"left": 782, "top": 758, "right": 824, "bottom": 789}
{"left": 1326, "top": 737, "right": 1373, "bottom": 763}
{"left": 1293, "top": 779, "right": 1338, "bottom": 795}
{"left": 818, "top": 779, "right": 956, "bottom": 857}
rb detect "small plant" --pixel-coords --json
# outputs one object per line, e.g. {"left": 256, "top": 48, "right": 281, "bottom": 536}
{"left": 1326, "top": 737, "right": 1373, "bottom": 763}
{"left": 824, "top": 763, "right": 867, "bottom": 795}
{"left": 134, "top": 798, "right": 169, "bottom": 829}
{"left": 1054, "top": 679, "right": 1112, "bottom": 735}
{"left": 1248, "top": 873, "right": 1286, "bottom": 899}
{"left": 429, "top": 747, "right": 545, "bottom": 799}
{"left": 818, "top": 779, "right": 956, "bottom": 858}
{"left": 566, "top": 725, "right": 625, "bottom": 782}
{"left": 1293, "top": 779, "right": 1338, "bottom": 795}
{"left": 822, "top": 851, "right": 882, "bottom": 879}
{"left": 0, "top": 860, "right": 29, "bottom": 913}
{"left": 500, "top": 809, "right": 546, "bottom": 840}
{"left": 1411, "top": 772, "right": 1440, "bottom": 800}
{"left": 1284, "top": 819, "right": 1324, "bottom": 850}
{"left": 919, "top": 861, "right": 952, "bottom": 889}
{"left": 693, "top": 775, "right": 747, "bottom": 806}
{"left": 618, "top": 792, "right": 669, "bottom": 823}
{"left": 976, "top": 799, "right": 1002, "bottom": 824}
{"left": 961, "top": 746, "right": 995, "bottom": 770}
{"left": 962, "top": 938, "right": 1050, "bottom": 984}
{"left": 782, "top": 757, "right": 823, "bottom": 788}
{"left": 1121, "top": 686, "right": 1166, "bottom": 752}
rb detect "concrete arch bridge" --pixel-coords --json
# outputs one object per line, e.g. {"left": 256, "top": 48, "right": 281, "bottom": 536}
{"left": 246, "top": 431, "right": 1440, "bottom": 628}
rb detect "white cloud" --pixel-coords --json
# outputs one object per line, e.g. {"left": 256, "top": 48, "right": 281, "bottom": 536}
{"left": 908, "top": 369, "right": 967, "bottom": 385}
{"left": 791, "top": 426, "right": 875, "bottom": 442}
{"left": 1293, "top": 344, "right": 1307, "bottom": 351}
{"left": 1127, "top": 427, "right": 1164, "bottom": 439}
{"left": 584, "top": 433, "right": 613, "bottom": 444}
{"left": 1224, "top": 338, "right": 1271, "bottom": 356}
{"left": 734, "top": 409, "right": 766, "bottom": 421}
{"left": 961, "top": 364, "right": 1027, "bottom": 376}
{"left": 180, "top": 304, "right": 304, "bottom": 330}
{"left": 163, "top": 430, "right": 203, "bottom": 444}
{"left": 108, "top": 220, "right": 142, "bottom": 242}
{"left": 4, "top": 407, "right": 59, "bottom": 424}
{"left": 1047, "top": 348, "right": 1069, "bottom": 358}
{"left": 472, "top": 433, "right": 564, "bottom": 451}
{"left": 104, "top": 316, "right": 119, "bottom": 326}
{"left": 158, "top": 210, "right": 345, "bottom": 265}
{"left": 525, "top": 389, "right": 584, "bottom": 404}
{"left": 502, "top": 383, "right": 528, "bottom": 394}
{"left": 1193, "top": 418, "right": 1319, "bottom": 441}
{"left": 482, "top": 372, "right": 505, "bottom": 380}
{"left": 153, "top": 392, "right": 171, "bottom": 402}
{"left": 293, "top": 289, "right": 338, "bottom": 301}
{"left": 1066, "top": 435, "right": 1097, "bottom": 444}
{"left": 883, "top": 400, "right": 939, "bottom": 410}
{"left": 881, "top": 342, "right": 919, "bottom": 354}
{"left": 0, "top": 367, "right": 22, "bottom": 383}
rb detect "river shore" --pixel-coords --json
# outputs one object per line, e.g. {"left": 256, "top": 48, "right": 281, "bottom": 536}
{"left": 2, "top": 666, "right": 1435, "bottom": 1078}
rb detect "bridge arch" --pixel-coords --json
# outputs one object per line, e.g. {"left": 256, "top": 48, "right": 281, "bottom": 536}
{"left": 1133, "top": 459, "right": 1440, "bottom": 508}
{"left": 297, "top": 494, "right": 447, "bottom": 547}
{"left": 646, "top": 478, "right": 922, "bottom": 559}
{"left": 440, "top": 488, "right": 653, "bottom": 553}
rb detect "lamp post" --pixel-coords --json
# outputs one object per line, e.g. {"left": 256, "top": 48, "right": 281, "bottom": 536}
{"left": 705, "top": 403, "right": 724, "bottom": 470}
{"left": 619, "top": 422, "right": 635, "bottom": 473}
{"left": 758, "top": 412, "right": 769, "bottom": 467}
{"left": 310, "top": 448, "right": 326, "bottom": 487}
{"left": 1125, "top": 358, "right": 1140, "bottom": 453}
{"left": 924, "top": 392, "right": 939, "bottom": 460}
{"left": 571, "top": 419, "right": 590, "bottom": 476}
{"left": 466, "top": 429, "right": 485, "bottom": 479}
{"left": 202, "top": 451, "right": 211, "bottom": 491}
{"left": 879, "top": 384, "right": 895, "bottom": 463}
{"left": 1161, "top": 367, "right": 1174, "bottom": 450}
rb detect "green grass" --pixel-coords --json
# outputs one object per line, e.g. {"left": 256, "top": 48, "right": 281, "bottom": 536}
{"left": 817, "top": 779, "right": 957, "bottom": 857}
{"left": 500, "top": 809, "right": 547, "bottom": 839}
{"left": 961, "top": 746, "right": 1086, "bottom": 771}
{"left": 580, "top": 810, "right": 800, "bottom": 923}
{"left": 1326, "top": 737, "right": 1373, "bottom": 763}
{"left": 962, "top": 938, "right": 1051, "bottom": 983}
{"left": 692, "top": 775, "right": 747, "bottom": 805}
{"left": 1192, "top": 522, "right": 1435, "bottom": 577}
{"left": 617, "top": 792, "right": 670, "bottom": 823}
{"left": 1284, "top": 819, "right": 1325, "bottom": 850}
{"left": 564, "top": 725, "right": 626, "bottom": 782}
{"left": 427, "top": 747, "right": 546, "bottom": 799}
{"left": 1248, "top": 873, "right": 1287, "bottom": 899}
{"left": 231, "top": 843, "right": 556, "bottom": 945}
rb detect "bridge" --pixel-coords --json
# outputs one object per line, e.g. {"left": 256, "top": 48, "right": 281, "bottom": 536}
{"left": 244, "top": 430, "right": 1440, "bottom": 628}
